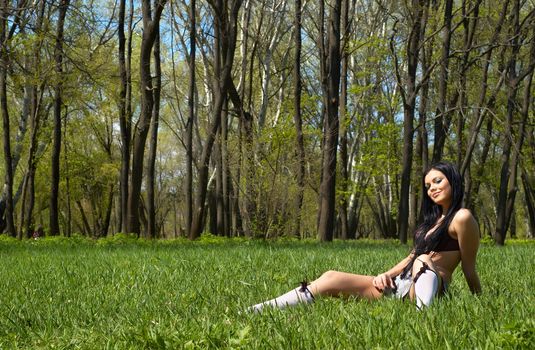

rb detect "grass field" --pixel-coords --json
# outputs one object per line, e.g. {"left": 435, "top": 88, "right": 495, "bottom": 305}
{"left": 0, "top": 235, "right": 533, "bottom": 349}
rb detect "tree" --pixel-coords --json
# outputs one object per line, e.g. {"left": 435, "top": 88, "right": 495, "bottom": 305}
{"left": 521, "top": 163, "right": 535, "bottom": 238}
{"left": 117, "top": 0, "right": 133, "bottom": 233}
{"left": 392, "top": 0, "right": 429, "bottom": 244}
{"left": 338, "top": 0, "right": 351, "bottom": 239}
{"left": 317, "top": 0, "right": 342, "bottom": 242}
{"left": 19, "top": 0, "right": 48, "bottom": 238}
{"left": 292, "top": 0, "right": 305, "bottom": 238}
{"left": 0, "top": 0, "right": 533, "bottom": 242}
{"left": 495, "top": 1, "right": 535, "bottom": 244}
{"left": 127, "top": 0, "right": 167, "bottom": 235}
{"left": 189, "top": 0, "right": 243, "bottom": 239}
{"left": 461, "top": 0, "right": 509, "bottom": 211}
{"left": 0, "top": 0, "right": 16, "bottom": 236}
{"left": 431, "top": 0, "right": 454, "bottom": 164}
{"left": 185, "top": 0, "right": 196, "bottom": 238}
{"left": 147, "top": 29, "right": 162, "bottom": 238}
{"left": 49, "top": 0, "right": 70, "bottom": 236}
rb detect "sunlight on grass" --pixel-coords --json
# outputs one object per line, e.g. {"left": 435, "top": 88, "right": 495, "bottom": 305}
{"left": 0, "top": 237, "right": 533, "bottom": 348}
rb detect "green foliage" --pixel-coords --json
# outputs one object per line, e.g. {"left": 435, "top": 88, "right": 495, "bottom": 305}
{"left": 2, "top": 0, "right": 534, "bottom": 241}
{"left": 95, "top": 232, "right": 140, "bottom": 245}
{"left": 0, "top": 240, "right": 533, "bottom": 348}
{"left": 0, "top": 234, "right": 18, "bottom": 243}
{"left": 358, "top": 121, "right": 401, "bottom": 175}
{"left": 491, "top": 320, "right": 535, "bottom": 348}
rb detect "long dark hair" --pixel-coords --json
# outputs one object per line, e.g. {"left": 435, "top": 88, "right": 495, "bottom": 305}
{"left": 401, "top": 161, "right": 464, "bottom": 277}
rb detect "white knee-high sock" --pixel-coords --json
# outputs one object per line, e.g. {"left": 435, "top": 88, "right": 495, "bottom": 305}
{"left": 414, "top": 270, "right": 439, "bottom": 309}
{"left": 248, "top": 284, "right": 314, "bottom": 312}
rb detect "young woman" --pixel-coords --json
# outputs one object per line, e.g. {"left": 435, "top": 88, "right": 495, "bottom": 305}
{"left": 249, "top": 162, "right": 481, "bottom": 311}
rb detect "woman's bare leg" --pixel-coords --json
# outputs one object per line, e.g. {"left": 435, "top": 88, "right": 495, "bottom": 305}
{"left": 247, "top": 270, "right": 382, "bottom": 312}
{"left": 247, "top": 283, "right": 315, "bottom": 312}
{"left": 307, "top": 270, "right": 383, "bottom": 300}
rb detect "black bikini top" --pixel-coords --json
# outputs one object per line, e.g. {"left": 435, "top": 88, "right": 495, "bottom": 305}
{"left": 433, "top": 232, "right": 460, "bottom": 252}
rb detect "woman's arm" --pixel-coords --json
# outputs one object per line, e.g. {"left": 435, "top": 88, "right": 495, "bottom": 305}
{"left": 373, "top": 254, "right": 413, "bottom": 291}
{"left": 453, "top": 209, "right": 482, "bottom": 294}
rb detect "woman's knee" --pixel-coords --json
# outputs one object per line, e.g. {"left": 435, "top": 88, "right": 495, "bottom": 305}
{"left": 315, "top": 270, "right": 350, "bottom": 296}
{"left": 412, "top": 254, "right": 436, "bottom": 274}
{"left": 413, "top": 254, "right": 434, "bottom": 267}
{"left": 319, "top": 270, "right": 341, "bottom": 281}
{"left": 415, "top": 254, "right": 433, "bottom": 264}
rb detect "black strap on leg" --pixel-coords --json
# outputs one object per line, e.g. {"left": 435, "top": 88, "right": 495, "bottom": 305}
{"left": 412, "top": 261, "right": 442, "bottom": 291}
{"left": 412, "top": 261, "right": 430, "bottom": 284}
{"left": 299, "top": 280, "right": 315, "bottom": 300}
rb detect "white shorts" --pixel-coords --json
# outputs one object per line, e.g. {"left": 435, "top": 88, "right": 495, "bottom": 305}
{"left": 384, "top": 271, "right": 447, "bottom": 299}
{"left": 384, "top": 273, "right": 412, "bottom": 299}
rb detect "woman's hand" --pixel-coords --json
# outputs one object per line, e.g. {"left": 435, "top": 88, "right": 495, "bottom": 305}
{"left": 372, "top": 273, "right": 394, "bottom": 291}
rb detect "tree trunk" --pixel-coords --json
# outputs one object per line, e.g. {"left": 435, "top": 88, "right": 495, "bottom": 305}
{"left": 315, "top": 0, "right": 326, "bottom": 234}
{"left": 49, "top": 0, "right": 70, "bottom": 236}
{"left": 63, "top": 106, "right": 71, "bottom": 237}
{"left": 185, "top": 0, "right": 196, "bottom": 238}
{"left": 76, "top": 200, "right": 91, "bottom": 236}
{"left": 466, "top": 117, "right": 493, "bottom": 212}
{"left": 190, "top": 0, "right": 242, "bottom": 239}
{"left": 23, "top": 86, "right": 45, "bottom": 238}
{"left": 227, "top": 80, "right": 252, "bottom": 237}
{"left": 460, "top": 0, "right": 509, "bottom": 179}
{"left": 126, "top": 0, "right": 166, "bottom": 235}
{"left": 2, "top": 1, "right": 48, "bottom": 236}
{"left": 347, "top": 189, "right": 363, "bottom": 238}
{"left": 257, "top": 2, "right": 284, "bottom": 130}
{"left": 413, "top": 18, "right": 432, "bottom": 227}
{"left": 1, "top": 0, "right": 39, "bottom": 237}
{"left": 147, "top": 29, "right": 161, "bottom": 239}
{"left": 338, "top": 0, "right": 350, "bottom": 240}
{"left": 17, "top": 63, "right": 32, "bottom": 239}
{"left": 0, "top": 0, "right": 15, "bottom": 237}
{"left": 456, "top": 0, "right": 482, "bottom": 167}
{"left": 243, "top": 111, "right": 255, "bottom": 236}
{"left": 208, "top": 183, "right": 217, "bottom": 235}
{"left": 292, "top": 0, "right": 305, "bottom": 238}
{"left": 495, "top": 0, "right": 534, "bottom": 245}
{"left": 503, "top": 67, "right": 534, "bottom": 241}
{"left": 395, "top": 0, "right": 427, "bottom": 244}
{"left": 318, "top": 0, "right": 342, "bottom": 242}
{"left": 222, "top": 98, "right": 232, "bottom": 237}
{"left": 215, "top": 132, "right": 224, "bottom": 235}
{"left": 231, "top": 0, "right": 252, "bottom": 238}
{"left": 117, "top": 0, "right": 132, "bottom": 233}
{"left": 217, "top": 97, "right": 230, "bottom": 237}
{"left": 431, "top": 0, "right": 453, "bottom": 163}
{"left": 101, "top": 184, "right": 114, "bottom": 238}
{"left": 521, "top": 166, "right": 535, "bottom": 238}
{"left": 522, "top": 113, "right": 535, "bottom": 239}
{"left": 125, "top": 0, "right": 134, "bottom": 230}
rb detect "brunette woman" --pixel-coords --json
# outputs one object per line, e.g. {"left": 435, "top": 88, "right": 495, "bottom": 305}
{"left": 249, "top": 162, "right": 481, "bottom": 311}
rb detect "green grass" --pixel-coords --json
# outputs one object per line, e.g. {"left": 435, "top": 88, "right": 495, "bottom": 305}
{"left": 0, "top": 236, "right": 533, "bottom": 349}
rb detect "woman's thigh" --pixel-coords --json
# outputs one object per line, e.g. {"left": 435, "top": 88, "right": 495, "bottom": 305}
{"left": 308, "top": 270, "right": 382, "bottom": 300}
{"left": 409, "top": 255, "right": 443, "bottom": 299}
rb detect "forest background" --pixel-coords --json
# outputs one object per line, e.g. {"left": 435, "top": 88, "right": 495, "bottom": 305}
{"left": 0, "top": 0, "right": 534, "bottom": 245}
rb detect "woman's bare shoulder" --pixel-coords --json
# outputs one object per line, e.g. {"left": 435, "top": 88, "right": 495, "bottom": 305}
{"left": 451, "top": 208, "right": 479, "bottom": 238}
{"left": 453, "top": 208, "right": 475, "bottom": 223}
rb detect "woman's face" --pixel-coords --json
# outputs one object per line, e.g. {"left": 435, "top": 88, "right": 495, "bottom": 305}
{"left": 424, "top": 169, "right": 452, "bottom": 209}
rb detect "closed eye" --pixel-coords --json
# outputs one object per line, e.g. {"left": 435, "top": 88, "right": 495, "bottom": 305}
{"left": 425, "top": 177, "right": 443, "bottom": 190}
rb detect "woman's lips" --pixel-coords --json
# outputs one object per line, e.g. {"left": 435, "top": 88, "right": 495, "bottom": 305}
{"left": 432, "top": 191, "right": 442, "bottom": 198}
